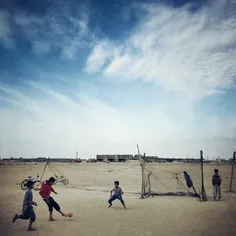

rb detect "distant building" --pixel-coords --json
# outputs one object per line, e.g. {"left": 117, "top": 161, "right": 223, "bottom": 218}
{"left": 96, "top": 155, "right": 116, "bottom": 162}
{"left": 96, "top": 154, "right": 133, "bottom": 162}
{"left": 144, "top": 156, "right": 158, "bottom": 162}
{"left": 118, "top": 155, "right": 133, "bottom": 162}
{"left": 37, "top": 157, "right": 48, "bottom": 162}
{"left": 133, "top": 155, "right": 140, "bottom": 160}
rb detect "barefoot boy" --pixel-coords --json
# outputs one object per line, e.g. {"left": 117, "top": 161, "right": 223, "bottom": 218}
{"left": 108, "top": 181, "right": 126, "bottom": 208}
{"left": 212, "top": 169, "right": 222, "bottom": 200}
{"left": 12, "top": 180, "right": 37, "bottom": 231}
{"left": 39, "top": 177, "right": 67, "bottom": 221}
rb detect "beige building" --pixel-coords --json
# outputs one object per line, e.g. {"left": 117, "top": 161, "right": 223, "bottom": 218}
{"left": 96, "top": 154, "right": 133, "bottom": 162}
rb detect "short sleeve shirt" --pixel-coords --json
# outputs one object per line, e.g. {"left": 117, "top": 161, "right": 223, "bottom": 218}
{"left": 112, "top": 187, "right": 122, "bottom": 196}
{"left": 22, "top": 189, "right": 33, "bottom": 212}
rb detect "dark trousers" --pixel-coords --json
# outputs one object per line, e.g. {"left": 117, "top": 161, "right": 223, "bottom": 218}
{"left": 20, "top": 206, "right": 36, "bottom": 222}
{"left": 43, "top": 196, "right": 60, "bottom": 212}
{"left": 213, "top": 185, "right": 221, "bottom": 199}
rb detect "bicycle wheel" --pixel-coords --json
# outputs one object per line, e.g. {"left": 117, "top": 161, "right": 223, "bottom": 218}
{"left": 62, "top": 179, "right": 69, "bottom": 185}
{"left": 33, "top": 180, "right": 42, "bottom": 191}
{"left": 21, "top": 180, "right": 28, "bottom": 190}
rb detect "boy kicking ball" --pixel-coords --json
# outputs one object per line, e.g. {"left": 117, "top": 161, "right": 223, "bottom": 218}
{"left": 12, "top": 180, "right": 37, "bottom": 231}
{"left": 108, "top": 181, "right": 126, "bottom": 209}
{"left": 39, "top": 177, "right": 67, "bottom": 221}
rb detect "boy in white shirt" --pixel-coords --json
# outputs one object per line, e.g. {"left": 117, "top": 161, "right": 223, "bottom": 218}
{"left": 108, "top": 181, "right": 126, "bottom": 209}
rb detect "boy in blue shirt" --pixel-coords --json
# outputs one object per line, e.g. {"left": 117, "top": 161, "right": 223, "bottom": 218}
{"left": 12, "top": 180, "right": 37, "bottom": 231}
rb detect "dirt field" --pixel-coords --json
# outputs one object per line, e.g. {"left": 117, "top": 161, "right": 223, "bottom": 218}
{"left": 0, "top": 163, "right": 235, "bottom": 236}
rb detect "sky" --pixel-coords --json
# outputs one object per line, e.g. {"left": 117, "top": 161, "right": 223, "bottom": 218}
{"left": 0, "top": 0, "right": 235, "bottom": 159}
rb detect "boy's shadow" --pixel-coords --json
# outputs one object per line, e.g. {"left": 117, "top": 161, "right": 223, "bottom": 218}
{"left": 108, "top": 206, "right": 131, "bottom": 211}
{"left": 207, "top": 196, "right": 223, "bottom": 202}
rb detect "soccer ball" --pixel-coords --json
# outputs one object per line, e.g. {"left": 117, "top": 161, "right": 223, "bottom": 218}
{"left": 67, "top": 212, "right": 73, "bottom": 218}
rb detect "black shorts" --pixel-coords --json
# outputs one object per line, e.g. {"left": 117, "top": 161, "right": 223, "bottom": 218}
{"left": 43, "top": 196, "right": 60, "bottom": 212}
{"left": 20, "top": 206, "right": 36, "bottom": 221}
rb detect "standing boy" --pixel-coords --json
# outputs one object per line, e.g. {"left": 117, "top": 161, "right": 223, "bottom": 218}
{"left": 39, "top": 177, "right": 67, "bottom": 221}
{"left": 108, "top": 181, "right": 126, "bottom": 208}
{"left": 212, "top": 169, "right": 222, "bottom": 200}
{"left": 12, "top": 180, "right": 37, "bottom": 231}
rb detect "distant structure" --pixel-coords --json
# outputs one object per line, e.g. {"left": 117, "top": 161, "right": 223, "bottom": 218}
{"left": 96, "top": 155, "right": 133, "bottom": 162}
{"left": 75, "top": 150, "right": 81, "bottom": 163}
{"left": 96, "top": 154, "right": 203, "bottom": 163}
{"left": 0, "top": 154, "right": 231, "bottom": 164}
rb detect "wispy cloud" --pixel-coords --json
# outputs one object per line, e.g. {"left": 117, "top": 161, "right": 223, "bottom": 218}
{"left": 0, "top": 10, "right": 14, "bottom": 48}
{"left": 86, "top": 1, "right": 236, "bottom": 99}
{"left": 0, "top": 78, "right": 235, "bottom": 158}
{"left": 0, "top": 80, "right": 136, "bottom": 157}
{"left": 0, "top": 1, "right": 236, "bottom": 158}
{"left": 15, "top": 5, "right": 91, "bottom": 59}
{"left": 0, "top": 2, "right": 92, "bottom": 59}
{"left": 86, "top": 40, "right": 114, "bottom": 73}
{"left": 32, "top": 41, "right": 51, "bottom": 54}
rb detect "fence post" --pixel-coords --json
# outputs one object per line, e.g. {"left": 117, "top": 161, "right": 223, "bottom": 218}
{"left": 229, "top": 151, "right": 236, "bottom": 192}
{"left": 200, "top": 150, "right": 208, "bottom": 201}
{"left": 137, "top": 145, "right": 144, "bottom": 198}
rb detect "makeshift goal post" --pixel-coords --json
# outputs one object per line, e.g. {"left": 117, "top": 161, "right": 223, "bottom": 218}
{"left": 139, "top": 148, "right": 208, "bottom": 201}
{"left": 229, "top": 151, "right": 236, "bottom": 192}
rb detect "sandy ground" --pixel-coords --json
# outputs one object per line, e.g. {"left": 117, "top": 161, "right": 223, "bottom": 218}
{"left": 0, "top": 163, "right": 236, "bottom": 236}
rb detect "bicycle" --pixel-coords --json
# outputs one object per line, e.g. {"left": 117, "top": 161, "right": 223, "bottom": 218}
{"left": 54, "top": 174, "right": 69, "bottom": 185}
{"left": 21, "top": 174, "right": 42, "bottom": 191}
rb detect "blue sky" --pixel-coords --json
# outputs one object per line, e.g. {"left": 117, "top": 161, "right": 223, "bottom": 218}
{"left": 0, "top": 0, "right": 235, "bottom": 158}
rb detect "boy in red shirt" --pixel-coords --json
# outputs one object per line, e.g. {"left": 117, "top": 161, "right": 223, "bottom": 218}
{"left": 39, "top": 177, "right": 67, "bottom": 221}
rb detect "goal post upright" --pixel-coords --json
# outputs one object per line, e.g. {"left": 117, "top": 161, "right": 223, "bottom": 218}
{"left": 229, "top": 151, "right": 236, "bottom": 192}
{"left": 200, "top": 150, "right": 208, "bottom": 201}
{"left": 137, "top": 145, "right": 146, "bottom": 198}
{"left": 40, "top": 161, "right": 49, "bottom": 181}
